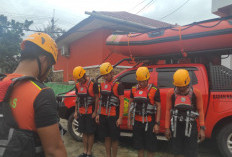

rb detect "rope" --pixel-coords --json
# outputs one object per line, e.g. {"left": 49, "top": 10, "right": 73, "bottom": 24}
{"left": 178, "top": 26, "right": 187, "bottom": 58}
{"left": 127, "top": 33, "right": 135, "bottom": 62}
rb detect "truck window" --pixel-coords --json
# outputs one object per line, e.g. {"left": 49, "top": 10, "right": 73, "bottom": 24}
{"left": 210, "top": 65, "right": 232, "bottom": 90}
{"left": 157, "top": 71, "right": 198, "bottom": 88}
{"left": 118, "top": 72, "right": 137, "bottom": 90}
{"left": 118, "top": 69, "right": 153, "bottom": 90}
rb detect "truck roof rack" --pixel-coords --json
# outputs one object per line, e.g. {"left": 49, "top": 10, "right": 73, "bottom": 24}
{"left": 112, "top": 47, "right": 232, "bottom": 67}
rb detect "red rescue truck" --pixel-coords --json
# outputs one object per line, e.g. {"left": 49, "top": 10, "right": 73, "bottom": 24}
{"left": 58, "top": 17, "right": 232, "bottom": 157}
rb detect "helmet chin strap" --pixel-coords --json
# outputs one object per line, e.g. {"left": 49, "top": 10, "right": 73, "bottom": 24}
{"left": 37, "top": 57, "right": 52, "bottom": 81}
{"left": 36, "top": 58, "right": 42, "bottom": 80}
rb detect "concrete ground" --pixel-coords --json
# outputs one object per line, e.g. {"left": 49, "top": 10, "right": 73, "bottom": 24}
{"left": 61, "top": 119, "right": 222, "bottom": 157}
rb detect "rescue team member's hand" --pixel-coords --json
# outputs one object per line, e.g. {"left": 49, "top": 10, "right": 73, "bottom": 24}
{"left": 74, "top": 111, "right": 78, "bottom": 120}
{"left": 153, "top": 124, "right": 159, "bottom": 134}
{"left": 165, "top": 129, "right": 171, "bottom": 140}
{"left": 95, "top": 115, "right": 100, "bottom": 124}
{"left": 92, "top": 111, "right": 97, "bottom": 118}
{"left": 198, "top": 129, "right": 205, "bottom": 142}
{"left": 116, "top": 117, "right": 122, "bottom": 127}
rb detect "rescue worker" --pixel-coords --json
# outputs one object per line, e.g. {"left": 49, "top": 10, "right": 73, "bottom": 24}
{"left": 95, "top": 62, "right": 124, "bottom": 157}
{"left": 1, "top": 33, "right": 67, "bottom": 156}
{"left": 127, "top": 67, "right": 161, "bottom": 157}
{"left": 165, "top": 69, "right": 205, "bottom": 157}
{"left": 73, "top": 66, "right": 99, "bottom": 157}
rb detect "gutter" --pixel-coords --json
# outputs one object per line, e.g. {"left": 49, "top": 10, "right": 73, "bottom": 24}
{"left": 85, "top": 11, "right": 157, "bottom": 32}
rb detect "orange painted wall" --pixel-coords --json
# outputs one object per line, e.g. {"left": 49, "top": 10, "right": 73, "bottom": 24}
{"left": 54, "top": 29, "right": 129, "bottom": 82}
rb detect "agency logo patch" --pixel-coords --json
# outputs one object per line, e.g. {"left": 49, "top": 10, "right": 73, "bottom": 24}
{"left": 181, "top": 97, "right": 186, "bottom": 102}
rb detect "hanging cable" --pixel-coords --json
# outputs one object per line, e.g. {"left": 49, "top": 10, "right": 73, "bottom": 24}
{"left": 136, "top": 0, "right": 155, "bottom": 14}
{"left": 130, "top": 0, "right": 148, "bottom": 12}
{"left": 160, "top": 0, "right": 191, "bottom": 20}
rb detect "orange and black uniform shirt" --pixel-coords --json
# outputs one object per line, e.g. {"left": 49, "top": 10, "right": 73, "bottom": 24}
{"left": 75, "top": 79, "right": 99, "bottom": 114}
{"left": 130, "top": 84, "right": 160, "bottom": 123}
{"left": 4, "top": 73, "right": 58, "bottom": 132}
{"left": 165, "top": 88, "right": 205, "bottom": 129}
{"left": 99, "top": 81, "right": 124, "bottom": 117}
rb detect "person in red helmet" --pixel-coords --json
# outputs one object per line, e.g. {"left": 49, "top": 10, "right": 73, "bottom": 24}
{"left": 165, "top": 69, "right": 205, "bottom": 157}
{"left": 0, "top": 33, "right": 67, "bottom": 157}
{"left": 73, "top": 66, "right": 99, "bottom": 157}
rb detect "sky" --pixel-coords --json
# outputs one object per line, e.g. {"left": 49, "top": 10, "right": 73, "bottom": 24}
{"left": 0, "top": 0, "right": 218, "bottom": 32}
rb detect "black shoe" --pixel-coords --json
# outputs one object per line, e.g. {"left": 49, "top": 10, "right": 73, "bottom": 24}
{"left": 78, "top": 153, "right": 87, "bottom": 157}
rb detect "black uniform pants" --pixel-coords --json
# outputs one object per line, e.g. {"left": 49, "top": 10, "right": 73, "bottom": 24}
{"left": 133, "top": 121, "right": 157, "bottom": 152}
{"left": 171, "top": 121, "right": 198, "bottom": 157}
{"left": 98, "top": 115, "right": 120, "bottom": 141}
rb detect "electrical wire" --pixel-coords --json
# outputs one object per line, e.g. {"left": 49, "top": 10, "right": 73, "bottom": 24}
{"left": 160, "top": 0, "right": 191, "bottom": 20}
{"left": 136, "top": 0, "right": 155, "bottom": 14}
{"left": 130, "top": 0, "right": 148, "bottom": 11}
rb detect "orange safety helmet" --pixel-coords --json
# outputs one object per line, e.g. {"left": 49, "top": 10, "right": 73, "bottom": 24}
{"left": 173, "top": 69, "right": 190, "bottom": 87}
{"left": 136, "top": 67, "right": 150, "bottom": 81}
{"left": 73, "top": 66, "right": 86, "bottom": 80}
{"left": 21, "top": 32, "right": 58, "bottom": 64}
{"left": 100, "top": 62, "right": 113, "bottom": 75}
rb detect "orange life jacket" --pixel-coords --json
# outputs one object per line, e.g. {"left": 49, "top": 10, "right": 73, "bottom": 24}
{"left": 99, "top": 81, "right": 119, "bottom": 116}
{"left": 0, "top": 73, "right": 44, "bottom": 157}
{"left": 76, "top": 79, "right": 95, "bottom": 114}
{"left": 131, "top": 84, "right": 156, "bottom": 124}
{"left": 173, "top": 87, "right": 195, "bottom": 111}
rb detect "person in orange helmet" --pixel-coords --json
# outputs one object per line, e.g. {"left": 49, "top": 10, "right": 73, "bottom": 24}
{"left": 165, "top": 69, "right": 205, "bottom": 157}
{"left": 95, "top": 62, "right": 124, "bottom": 157}
{"left": 0, "top": 33, "right": 67, "bottom": 157}
{"left": 128, "top": 67, "right": 161, "bottom": 157}
{"left": 73, "top": 66, "right": 99, "bottom": 157}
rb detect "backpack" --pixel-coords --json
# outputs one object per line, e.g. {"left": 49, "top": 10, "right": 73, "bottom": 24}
{"left": 0, "top": 74, "right": 44, "bottom": 157}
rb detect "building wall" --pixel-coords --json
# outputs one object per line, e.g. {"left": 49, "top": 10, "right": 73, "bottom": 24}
{"left": 212, "top": 0, "right": 232, "bottom": 69}
{"left": 54, "top": 29, "right": 131, "bottom": 82}
{"left": 212, "top": 0, "right": 232, "bottom": 17}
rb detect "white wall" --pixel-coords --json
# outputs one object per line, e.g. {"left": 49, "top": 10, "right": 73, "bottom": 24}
{"left": 212, "top": 0, "right": 232, "bottom": 69}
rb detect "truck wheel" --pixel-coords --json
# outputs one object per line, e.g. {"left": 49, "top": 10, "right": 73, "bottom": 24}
{"left": 68, "top": 112, "right": 83, "bottom": 141}
{"left": 217, "top": 123, "right": 232, "bottom": 157}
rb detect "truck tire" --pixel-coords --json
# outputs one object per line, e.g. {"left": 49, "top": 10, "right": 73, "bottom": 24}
{"left": 68, "top": 112, "right": 83, "bottom": 141}
{"left": 216, "top": 123, "right": 232, "bottom": 157}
